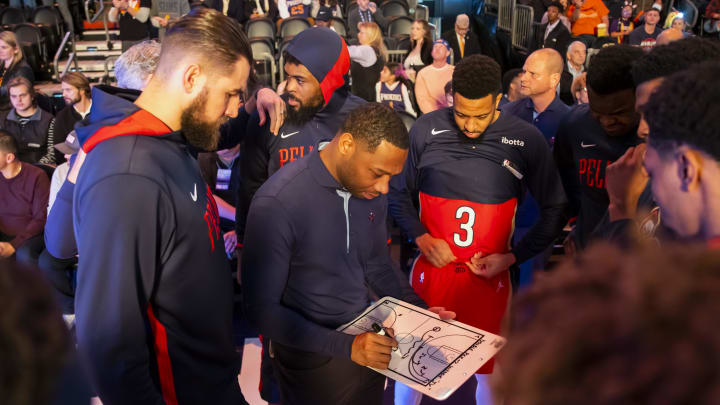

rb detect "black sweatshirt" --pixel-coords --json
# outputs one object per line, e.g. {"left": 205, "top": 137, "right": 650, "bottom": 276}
{"left": 553, "top": 103, "right": 641, "bottom": 249}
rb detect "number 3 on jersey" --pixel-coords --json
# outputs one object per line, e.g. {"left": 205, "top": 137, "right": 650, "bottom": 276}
{"left": 453, "top": 206, "right": 476, "bottom": 247}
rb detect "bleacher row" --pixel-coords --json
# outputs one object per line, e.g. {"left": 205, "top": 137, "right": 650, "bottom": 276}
{"left": 246, "top": 1, "right": 434, "bottom": 88}
{"left": 0, "top": 5, "right": 66, "bottom": 81}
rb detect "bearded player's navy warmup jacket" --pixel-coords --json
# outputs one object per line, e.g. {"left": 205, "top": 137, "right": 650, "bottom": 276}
{"left": 236, "top": 27, "right": 365, "bottom": 244}
{"left": 72, "top": 91, "right": 243, "bottom": 405}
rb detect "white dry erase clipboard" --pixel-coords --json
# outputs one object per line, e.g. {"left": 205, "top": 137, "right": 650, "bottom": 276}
{"left": 337, "top": 297, "right": 506, "bottom": 401}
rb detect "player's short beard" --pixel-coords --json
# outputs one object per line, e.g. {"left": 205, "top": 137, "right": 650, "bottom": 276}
{"left": 181, "top": 87, "right": 226, "bottom": 151}
{"left": 282, "top": 89, "right": 324, "bottom": 126}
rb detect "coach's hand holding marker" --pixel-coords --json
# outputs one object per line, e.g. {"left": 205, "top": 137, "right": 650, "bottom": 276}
{"left": 351, "top": 324, "right": 397, "bottom": 370}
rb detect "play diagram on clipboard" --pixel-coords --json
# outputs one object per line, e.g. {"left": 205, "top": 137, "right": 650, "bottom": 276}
{"left": 338, "top": 297, "right": 506, "bottom": 400}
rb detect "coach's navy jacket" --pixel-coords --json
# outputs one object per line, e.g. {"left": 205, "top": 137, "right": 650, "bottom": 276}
{"left": 242, "top": 150, "right": 426, "bottom": 358}
{"left": 72, "top": 89, "right": 243, "bottom": 405}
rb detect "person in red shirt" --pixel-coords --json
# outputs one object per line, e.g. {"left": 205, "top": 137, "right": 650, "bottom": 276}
{"left": 0, "top": 132, "right": 49, "bottom": 265}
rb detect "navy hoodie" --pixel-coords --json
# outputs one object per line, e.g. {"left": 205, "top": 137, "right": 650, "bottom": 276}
{"left": 72, "top": 89, "right": 243, "bottom": 405}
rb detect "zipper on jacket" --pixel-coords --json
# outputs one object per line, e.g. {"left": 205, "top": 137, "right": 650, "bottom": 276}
{"left": 336, "top": 189, "right": 351, "bottom": 253}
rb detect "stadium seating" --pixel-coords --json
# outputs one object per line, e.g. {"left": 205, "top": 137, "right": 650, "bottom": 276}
{"left": 381, "top": 0, "right": 409, "bottom": 18}
{"left": 0, "top": 7, "right": 25, "bottom": 26}
{"left": 387, "top": 15, "right": 413, "bottom": 38}
{"left": 14, "top": 23, "right": 51, "bottom": 80}
{"left": 32, "top": 6, "right": 64, "bottom": 55}
{"left": 246, "top": 17, "right": 276, "bottom": 43}
{"left": 330, "top": 16, "right": 347, "bottom": 38}
{"left": 279, "top": 17, "right": 311, "bottom": 41}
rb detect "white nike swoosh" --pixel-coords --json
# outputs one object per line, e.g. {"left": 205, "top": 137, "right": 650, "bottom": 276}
{"left": 431, "top": 128, "right": 451, "bottom": 136}
{"left": 580, "top": 142, "right": 597, "bottom": 148}
{"left": 280, "top": 131, "right": 300, "bottom": 139}
{"left": 190, "top": 184, "right": 197, "bottom": 202}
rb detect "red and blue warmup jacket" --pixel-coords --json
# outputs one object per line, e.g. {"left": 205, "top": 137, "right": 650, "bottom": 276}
{"left": 553, "top": 103, "right": 641, "bottom": 249}
{"left": 388, "top": 108, "right": 568, "bottom": 264}
{"left": 72, "top": 90, "right": 243, "bottom": 405}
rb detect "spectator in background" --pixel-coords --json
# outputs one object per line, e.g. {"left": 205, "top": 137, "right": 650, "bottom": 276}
{"left": 278, "top": 0, "right": 312, "bottom": 21}
{"left": 559, "top": 40, "right": 586, "bottom": 104}
{"left": 414, "top": 39, "right": 454, "bottom": 114}
{"left": 114, "top": 39, "right": 161, "bottom": 91}
{"left": 541, "top": 0, "right": 572, "bottom": 30}
{"left": 553, "top": 45, "right": 644, "bottom": 252}
{"left": 109, "top": 0, "right": 152, "bottom": 52}
{"left": 705, "top": 0, "right": 720, "bottom": 37}
{"left": 0, "top": 133, "right": 49, "bottom": 265}
{"left": 567, "top": 0, "right": 609, "bottom": 46}
{"left": 629, "top": 7, "right": 662, "bottom": 50}
{"left": 535, "top": 2, "right": 572, "bottom": 55}
{"left": 494, "top": 244, "right": 720, "bottom": 404}
{"left": 499, "top": 68, "right": 524, "bottom": 107}
{"left": 0, "top": 77, "right": 56, "bottom": 165}
{"left": 570, "top": 72, "right": 588, "bottom": 103}
{"left": 442, "top": 14, "right": 482, "bottom": 64}
{"left": 0, "top": 31, "right": 35, "bottom": 112}
{"left": 53, "top": 72, "right": 92, "bottom": 163}
{"left": 376, "top": 61, "right": 417, "bottom": 117}
{"left": 348, "top": 0, "right": 387, "bottom": 38}
{"left": 402, "top": 19, "right": 433, "bottom": 79}
{"left": 206, "top": 0, "right": 250, "bottom": 24}
{"left": 150, "top": 0, "right": 191, "bottom": 35}
{"left": 313, "top": 7, "right": 333, "bottom": 27}
{"left": 656, "top": 26, "right": 685, "bottom": 45}
{"left": 443, "top": 80, "right": 453, "bottom": 106}
{"left": 248, "top": 0, "right": 279, "bottom": 21}
{"left": 312, "top": 0, "right": 341, "bottom": 20}
{"left": 349, "top": 22, "right": 387, "bottom": 102}
{"left": 609, "top": 1, "right": 635, "bottom": 43}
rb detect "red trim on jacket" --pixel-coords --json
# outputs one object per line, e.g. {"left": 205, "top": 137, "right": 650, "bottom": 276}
{"left": 147, "top": 305, "right": 179, "bottom": 405}
{"left": 83, "top": 109, "right": 172, "bottom": 153}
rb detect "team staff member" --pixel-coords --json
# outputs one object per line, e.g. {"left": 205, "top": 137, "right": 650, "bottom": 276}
{"left": 243, "top": 103, "right": 455, "bottom": 405}
{"left": 237, "top": 27, "right": 365, "bottom": 247}
{"left": 388, "top": 55, "right": 567, "bottom": 404}
{"left": 72, "top": 9, "right": 253, "bottom": 404}
{"left": 553, "top": 45, "right": 644, "bottom": 252}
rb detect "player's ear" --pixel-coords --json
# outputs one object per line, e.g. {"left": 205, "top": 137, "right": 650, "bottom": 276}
{"left": 338, "top": 132, "right": 356, "bottom": 157}
{"left": 677, "top": 147, "right": 702, "bottom": 192}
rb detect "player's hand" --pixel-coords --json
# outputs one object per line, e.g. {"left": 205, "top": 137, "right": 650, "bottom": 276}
{"left": 252, "top": 88, "right": 286, "bottom": 136}
{"left": 350, "top": 331, "right": 397, "bottom": 369}
{"left": 428, "top": 306, "right": 456, "bottom": 320}
{"left": 606, "top": 144, "right": 648, "bottom": 222}
{"left": 223, "top": 231, "right": 237, "bottom": 255}
{"left": 66, "top": 149, "right": 87, "bottom": 184}
{"left": 465, "top": 252, "right": 515, "bottom": 279}
{"left": 0, "top": 242, "right": 15, "bottom": 258}
{"left": 415, "top": 233, "right": 456, "bottom": 268}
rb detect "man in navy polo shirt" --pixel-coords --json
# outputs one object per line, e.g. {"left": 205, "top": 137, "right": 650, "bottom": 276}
{"left": 502, "top": 48, "right": 570, "bottom": 278}
{"left": 502, "top": 48, "right": 570, "bottom": 146}
{"left": 242, "top": 103, "right": 454, "bottom": 405}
